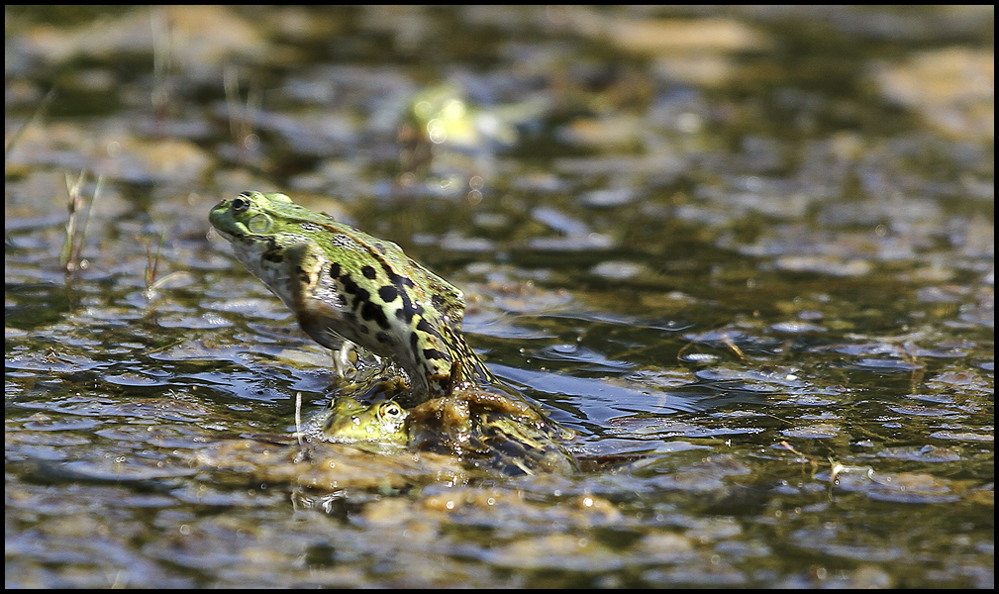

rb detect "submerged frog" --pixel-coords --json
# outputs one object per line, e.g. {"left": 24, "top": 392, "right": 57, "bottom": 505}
{"left": 210, "top": 191, "right": 495, "bottom": 401}
{"left": 318, "top": 388, "right": 577, "bottom": 475}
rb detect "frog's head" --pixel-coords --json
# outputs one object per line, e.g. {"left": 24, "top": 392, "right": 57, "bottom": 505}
{"left": 323, "top": 398, "right": 410, "bottom": 446}
{"left": 209, "top": 191, "right": 316, "bottom": 242}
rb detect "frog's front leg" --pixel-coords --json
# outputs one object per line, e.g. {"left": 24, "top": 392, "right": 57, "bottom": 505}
{"left": 285, "top": 242, "right": 349, "bottom": 352}
{"left": 330, "top": 341, "right": 358, "bottom": 382}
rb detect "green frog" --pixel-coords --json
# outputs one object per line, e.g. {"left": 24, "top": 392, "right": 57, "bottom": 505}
{"left": 209, "top": 191, "right": 495, "bottom": 401}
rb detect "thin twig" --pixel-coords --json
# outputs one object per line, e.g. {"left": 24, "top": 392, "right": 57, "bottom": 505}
{"left": 295, "top": 391, "right": 305, "bottom": 452}
{"left": 60, "top": 171, "right": 86, "bottom": 270}
{"left": 78, "top": 174, "right": 103, "bottom": 262}
{"left": 144, "top": 226, "right": 167, "bottom": 289}
{"left": 5, "top": 87, "right": 55, "bottom": 158}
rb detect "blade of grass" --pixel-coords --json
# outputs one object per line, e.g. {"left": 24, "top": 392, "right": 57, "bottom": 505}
{"left": 60, "top": 171, "right": 86, "bottom": 270}
{"left": 5, "top": 87, "right": 55, "bottom": 158}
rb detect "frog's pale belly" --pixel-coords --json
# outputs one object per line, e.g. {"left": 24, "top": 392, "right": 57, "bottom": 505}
{"left": 210, "top": 191, "right": 495, "bottom": 399}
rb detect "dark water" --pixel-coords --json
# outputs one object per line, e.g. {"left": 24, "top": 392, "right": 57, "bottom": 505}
{"left": 6, "top": 6, "right": 993, "bottom": 587}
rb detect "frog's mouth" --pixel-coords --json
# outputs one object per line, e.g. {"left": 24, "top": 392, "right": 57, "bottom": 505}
{"left": 212, "top": 223, "right": 280, "bottom": 253}
{"left": 210, "top": 226, "right": 237, "bottom": 243}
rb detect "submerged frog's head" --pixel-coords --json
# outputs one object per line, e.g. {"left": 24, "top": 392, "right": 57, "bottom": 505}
{"left": 323, "top": 398, "right": 410, "bottom": 447}
{"left": 209, "top": 191, "right": 320, "bottom": 243}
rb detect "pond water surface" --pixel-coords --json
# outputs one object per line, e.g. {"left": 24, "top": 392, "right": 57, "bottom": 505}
{"left": 5, "top": 6, "right": 993, "bottom": 588}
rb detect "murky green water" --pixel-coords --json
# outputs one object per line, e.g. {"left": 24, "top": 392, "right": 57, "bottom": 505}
{"left": 6, "top": 6, "right": 993, "bottom": 588}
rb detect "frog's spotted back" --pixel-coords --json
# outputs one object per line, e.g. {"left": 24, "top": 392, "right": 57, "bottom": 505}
{"left": 210, "top": 191, "right": 494, "bottom": 401}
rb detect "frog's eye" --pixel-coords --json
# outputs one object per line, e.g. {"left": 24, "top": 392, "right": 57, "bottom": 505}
{"left": 232, "top": 196, "right": 251, "bottom": 213}
{"left": 381, "top": 402, "right": 403, "bottom": 419}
